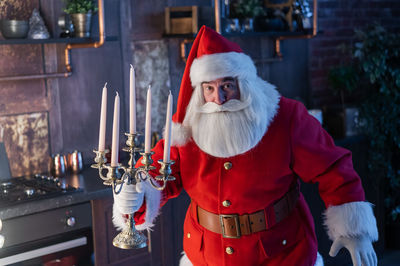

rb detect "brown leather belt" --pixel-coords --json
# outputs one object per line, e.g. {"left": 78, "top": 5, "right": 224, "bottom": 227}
{"left": 197, "top": 183, "right": 299, "bottom": 239}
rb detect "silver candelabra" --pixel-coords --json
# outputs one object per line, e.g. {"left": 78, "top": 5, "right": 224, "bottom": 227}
{"left": 91, "top": 132, "right": 175, "bottom": 249}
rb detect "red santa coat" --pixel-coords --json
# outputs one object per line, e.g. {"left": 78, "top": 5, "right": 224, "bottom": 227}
{"left": 134, "top": 96, "right": 365, "bottom": 266}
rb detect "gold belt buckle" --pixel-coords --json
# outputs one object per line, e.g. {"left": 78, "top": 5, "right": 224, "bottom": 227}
{"left": 219, "top": 214, "right": 241, "bottom": 239}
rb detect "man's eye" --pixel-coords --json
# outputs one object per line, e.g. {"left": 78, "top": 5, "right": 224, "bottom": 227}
{"left": 223, "top": 83, "right": 233, "bottom": 90}
{"left": 205, "top": 86, "right": 213, "bottom": 91}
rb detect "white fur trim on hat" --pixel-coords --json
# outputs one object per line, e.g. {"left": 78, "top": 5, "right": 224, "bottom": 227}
{"left": 190, "top": 52, "right": 257, "bottom": 87}
{"left": 323, "top": 201, "right": 378, "bottom": 242}
{"left": 112, "top": 181, "right": 162, "bottom": 231}
{"left": 178, "top": 251, "right": 324, "bottom": 265}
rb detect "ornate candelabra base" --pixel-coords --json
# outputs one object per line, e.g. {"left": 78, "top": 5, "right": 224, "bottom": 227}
{"left": 112, "top": 214, "right": 147, "bottom": 249}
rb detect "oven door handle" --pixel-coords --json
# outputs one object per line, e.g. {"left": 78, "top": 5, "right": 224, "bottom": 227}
{"left": 0, "top": 237, "right": 87, "bottom": 265}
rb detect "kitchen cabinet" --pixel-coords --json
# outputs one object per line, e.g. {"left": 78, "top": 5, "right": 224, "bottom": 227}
{"left": 91, "top": 196, "right": 164, "bottom": 266}
{"left": 91, "top": 191, "right": 190, "bottom": 266}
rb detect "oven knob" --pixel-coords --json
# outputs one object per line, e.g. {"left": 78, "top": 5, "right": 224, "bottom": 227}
{"left": 0, "top": 235, "right": 4, "bottom": 248}
{"left": 66, "top": 217, "right": 76, "bottom": 227}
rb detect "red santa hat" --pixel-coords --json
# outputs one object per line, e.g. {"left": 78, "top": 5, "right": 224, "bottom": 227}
{"left": 173, "top": 25, "right": 257, "bottom": 124}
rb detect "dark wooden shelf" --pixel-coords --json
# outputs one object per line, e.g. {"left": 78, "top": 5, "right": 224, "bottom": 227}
{"left": 162, "top": 33, "right": 197, "bottom": 39}
{"left": 0, "top": 36, "right": 118, "bottom": 45}
{"left": 222, "top": 30, "right": 313, "bottom": 38}
{"left": 163, "top": 30, "right": 313, "bottom": 39}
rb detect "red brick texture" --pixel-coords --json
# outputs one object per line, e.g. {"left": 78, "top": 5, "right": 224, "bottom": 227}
{"left": 308, "top": 0, "right": 400, "bottom": 107}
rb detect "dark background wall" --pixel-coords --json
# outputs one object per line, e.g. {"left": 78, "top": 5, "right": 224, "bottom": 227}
{"left": 0, "top": 0, "right": 125, "bottom": 177}
{"left": 309, "top": 0, "right": 400, "bottom": 107}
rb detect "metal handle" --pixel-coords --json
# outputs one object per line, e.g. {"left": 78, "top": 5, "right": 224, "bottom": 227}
{"left": 0, "top": 237, "right": 87, "bottom": 264}
{"left": 0, "top": 235, "right": 4, "bottom": 248}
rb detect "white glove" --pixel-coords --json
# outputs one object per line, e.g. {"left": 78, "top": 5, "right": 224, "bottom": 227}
{"left": 113, "top": 182, "right": 144, "bottom": 214}
{"left": 329, "top": 236, "right": 377, "bottom": 266}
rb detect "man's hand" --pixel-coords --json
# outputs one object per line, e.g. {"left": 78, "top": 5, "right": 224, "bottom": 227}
{"left": 113, "top": 182, "right": 144, "bottom": 214}
{"left": 329, "top": 236, "right": 377, "bottom": 266}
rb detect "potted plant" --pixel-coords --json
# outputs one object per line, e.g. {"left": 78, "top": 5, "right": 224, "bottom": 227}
{"left": 63, "top": 0, "right": 97, "bottom": 37}
{"left": 353, "top": 25, "right": 400, "bottom": 249}
{"left": 0, "top": 1, "right": 30, "bottom": 39}
{"left": 330, "top": 24, "right": 400, "bottom": 249}
{"left": 327, "top": 63, "right": 360, "bottom": 138}
{"left": 231, "top": 0, "right": 266, "bottom": 32}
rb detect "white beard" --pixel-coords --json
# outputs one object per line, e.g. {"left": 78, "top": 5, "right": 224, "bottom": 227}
{"left": 183, "top": 77, "right": 280, "bottom": 158}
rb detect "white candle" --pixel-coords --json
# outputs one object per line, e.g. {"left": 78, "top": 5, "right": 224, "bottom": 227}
{"left": 111, "top": 92, "right": 120, "bottom": 167}
{"left": 163, "top": 91, "right": 173, "bottom": 162}
{"left": 144, "top": 85, "right": 152, "bottom": 153}
{"left": 98, "top": 83, "right": 107, "bottom": 152}
{"left": 129, "top": 65, "right": 136, "bottom": 134}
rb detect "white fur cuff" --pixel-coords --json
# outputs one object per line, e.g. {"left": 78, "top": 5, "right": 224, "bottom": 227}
{"left": 324, "top": 201, "right": 378, "bottom": 242}
{"left": 112, "top": 181, "right": 162, "bottom": 231}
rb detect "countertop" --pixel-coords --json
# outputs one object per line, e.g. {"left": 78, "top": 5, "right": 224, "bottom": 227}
{"left": 0, "top": 166, "right": 112, "bottom": 220}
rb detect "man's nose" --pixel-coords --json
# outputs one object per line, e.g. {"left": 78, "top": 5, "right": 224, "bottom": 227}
{"left": 214, "top": 87, "right": 226, "bottom": 105}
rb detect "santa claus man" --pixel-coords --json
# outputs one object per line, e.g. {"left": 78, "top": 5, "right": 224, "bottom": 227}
{"left": 113, "top": 26, "right": 378, "bottom": 266}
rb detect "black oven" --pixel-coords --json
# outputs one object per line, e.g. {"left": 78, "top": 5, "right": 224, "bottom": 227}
{"left": 0, "top": 175, "right": 92, "bottom": 265}
{"left": 0, "top": 202, "right": 93, "bottom": 265}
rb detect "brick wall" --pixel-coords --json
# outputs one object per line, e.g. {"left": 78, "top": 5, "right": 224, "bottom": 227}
{"left": 309, "top": 0, "right": 400, "bottom": 107}
{"left": 0, "top": 0, "right": 124, "bottom": 177}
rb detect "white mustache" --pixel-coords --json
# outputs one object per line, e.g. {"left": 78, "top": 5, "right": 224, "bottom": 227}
{"left": 196, "top": 98, "right": 251, "bottom": 114}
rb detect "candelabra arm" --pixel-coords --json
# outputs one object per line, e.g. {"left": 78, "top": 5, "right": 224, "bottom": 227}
{"left": 98, "top": 166, "right": 109, "bottom": 181}
{"left": 112, "top": 180, "right": 123, "bottom": 194}
{"left": 149, "top": 177, "right": 167, "bottom": 190}
{"left": 91, "top": 149, "right": 108, "bottom": 166}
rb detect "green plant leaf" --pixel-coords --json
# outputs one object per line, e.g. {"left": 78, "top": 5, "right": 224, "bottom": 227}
{"left": 350, "top": 24, "right": 400, "bottom": 224}
{"left": 63, "top": 0, "right": 97, "bottom": 14}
